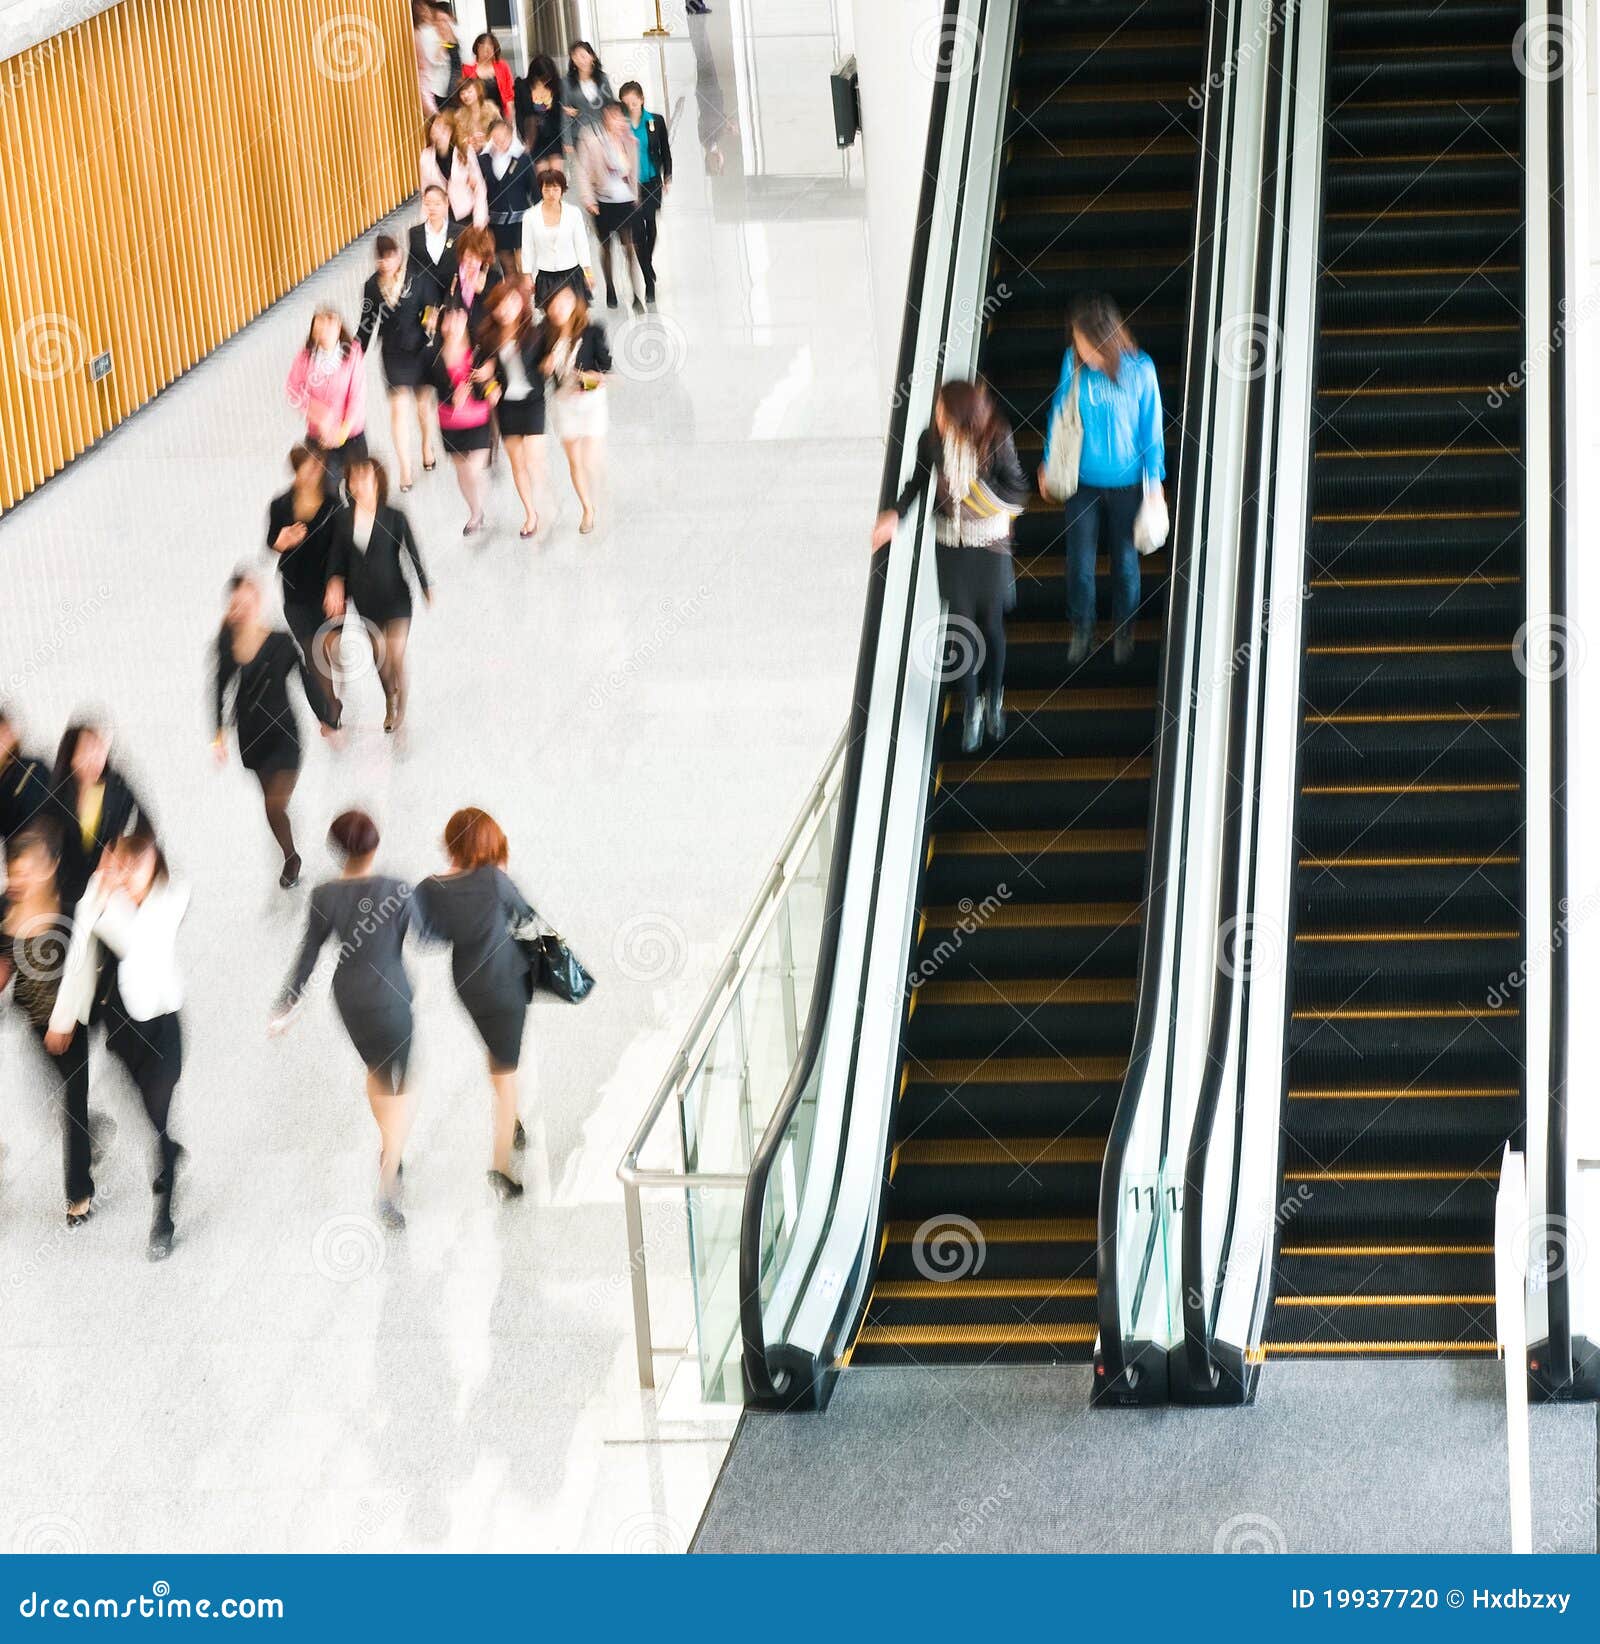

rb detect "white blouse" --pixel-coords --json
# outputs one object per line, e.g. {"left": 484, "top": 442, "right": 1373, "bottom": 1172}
{"left": 50, "top": 874, "right": 191, "bottom": 1030}
{"left": 524, "top": 201, "right": 590, "bottom": 274}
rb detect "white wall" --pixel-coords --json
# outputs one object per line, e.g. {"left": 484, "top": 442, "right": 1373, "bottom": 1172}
{"left": 850, "top": 0, "right": 942, "bottom": 413}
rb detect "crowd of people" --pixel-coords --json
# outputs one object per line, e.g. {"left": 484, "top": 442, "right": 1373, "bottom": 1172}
{"left": 0, "top": 18, "right": 649, "bottom": 1253}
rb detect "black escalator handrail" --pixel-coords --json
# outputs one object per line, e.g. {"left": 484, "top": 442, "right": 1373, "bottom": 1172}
{"left": 738, "top": 0, "right": 966, "bottom": 1404}
{"left": 1095, "top": 0, "right": 1234, "bottom": 1390}
{"left": 1543, "top": 0, "right": 1573, "bottom": 1390}
{"left": 1180, "top": 0, "right": 1295, "bottom": 1393}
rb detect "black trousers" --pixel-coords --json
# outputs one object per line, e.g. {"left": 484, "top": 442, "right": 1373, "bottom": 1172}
{"left": 935, "top": 544, "right": 1011, "bottom": 716}
{"left": 631, "top": 179, "right": 663, "bottom": 298}
{"left": 103, "top": 1002, "right": 182, "bottom": 1186}
{"left": 30, "top": 1021, "right": 93, "bottom": 1204}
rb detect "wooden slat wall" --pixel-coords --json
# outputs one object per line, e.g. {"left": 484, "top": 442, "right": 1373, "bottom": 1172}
{"left": 0, "top": 0, "right": 420, "bottom": 511}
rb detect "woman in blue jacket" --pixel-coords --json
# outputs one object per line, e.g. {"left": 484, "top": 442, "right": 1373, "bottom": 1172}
{"left": 1040, "top": 294, "right": 1165, "bottom": 666}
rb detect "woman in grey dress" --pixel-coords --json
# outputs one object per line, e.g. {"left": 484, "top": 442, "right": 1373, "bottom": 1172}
{"left": 273, "top": 810, "right": 415, "bottom": 1227}
{"left": 414, "top": 807, "right": 535, "bottom": 1200}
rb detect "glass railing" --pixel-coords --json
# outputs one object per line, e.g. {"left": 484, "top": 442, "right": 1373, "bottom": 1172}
{"left": 616, "top": 734, "right": 843, "bottom": 1403}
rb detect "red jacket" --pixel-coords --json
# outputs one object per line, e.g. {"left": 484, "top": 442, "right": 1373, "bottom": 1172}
{"left": 464, "top": 60, "right": 516, "bottom": 121}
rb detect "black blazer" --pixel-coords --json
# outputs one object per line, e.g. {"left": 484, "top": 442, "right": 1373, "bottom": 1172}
{"left": 53, "top": 765, "right": 149, "bottom": 910}
{"left": 327, "top": 504, "right": 431, "bottom": 620}
{"left": 406, "top": 222, "right": 459, "bottom": 310}
{"left": 518, "top": 94, "right": 564, "bottom": 164}
{"left": 537, "top": 322, "right": 612, "bottom": 384}
{"left": 894, "top": 424, "right": 1031, "bottom": 527}
{"left": 265, "top": 488, "right": 340, "bottom": 610}
{"left": 355, "top": 271, "right": 432, "bottom": 362}
{"left": 487, "top": 330, "right": 547, "bottom": 402}
{"left": 635, "top": 110, "right": 673, "bottom": 185}
{"left": 0, "top": 750, "right": 50, "bottom": 843}
{"left": 482, "top": 148, "right": 536, "bottom": 223}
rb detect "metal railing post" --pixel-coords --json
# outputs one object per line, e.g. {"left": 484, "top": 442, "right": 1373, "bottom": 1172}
{"left": 624, "top": 1182, "right": 655, "bottom": 1390}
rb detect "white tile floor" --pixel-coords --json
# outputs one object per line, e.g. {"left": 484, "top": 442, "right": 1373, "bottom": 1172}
{"left": 0, "top": 2, "right": 877, "bottom": 1552}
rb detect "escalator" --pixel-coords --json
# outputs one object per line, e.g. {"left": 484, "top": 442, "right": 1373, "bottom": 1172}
{"left": 1265, "top": 0, "right": 1527, "bottom": 1359}
{"left": 846, "top": 0, "right": 1212, "bottom": 1368}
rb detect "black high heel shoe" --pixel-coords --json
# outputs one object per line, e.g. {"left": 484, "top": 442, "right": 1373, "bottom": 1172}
{"left": 513, "top": 1119, "right": 527, "bottom": 1151}
{"left": 487, "top": 1170, "right": 524, "bottom": 1201}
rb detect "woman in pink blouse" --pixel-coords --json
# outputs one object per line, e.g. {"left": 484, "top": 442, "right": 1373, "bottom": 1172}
{"left": 419, "top": 110, "right": 488, "bottom": 230}
{"left": 286, "top": 309, "right": 368, "bottom": 486}
{"left": 428, "top": 303, "right": 495, "bottom": 535}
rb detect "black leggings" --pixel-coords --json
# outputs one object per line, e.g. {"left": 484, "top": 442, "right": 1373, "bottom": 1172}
{"left": 104, "top": 1004, "right": 182, "bottom": 1187}
{"left": 31, "top": 1021, "right": 93, "bottom": 1204}
{"left": 935, "top": 544, "right": 1011, "bottom": 716}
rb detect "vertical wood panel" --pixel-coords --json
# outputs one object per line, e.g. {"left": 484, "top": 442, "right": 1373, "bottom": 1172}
{"left": 0, "top": 0, "right": 417, "bottom": 512}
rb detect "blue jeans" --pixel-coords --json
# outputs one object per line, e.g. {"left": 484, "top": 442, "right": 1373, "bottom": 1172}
{"left": 1064, "top": 481, "right": 1142, "bottom": 630}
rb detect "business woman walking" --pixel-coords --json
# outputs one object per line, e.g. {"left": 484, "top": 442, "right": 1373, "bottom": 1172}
{"left": 429, "top": 302, "right": 495, "bottom": 535}
{"left": 355, "top": 236, "right": 437, "bottom": 491}
{"left": 538, "top": 286, "right": 610, "bottom": 535}
{"left": 50, "top": 721, "right": 150, "bottom": 909}
{"left": 266, "top": 445, "right": 341, "bottom": 713}
{"left": 415, "top": 808, "right": 537, "bottom": 1199}
{"left": 420, "top": 110, "right": 488, "bottom": 229}
{"left": 287, "top": 309, "right": 368, "bottom": 486}
{"left": 214, "top": 573, "right": 340, "bottom": 889}
{"left": 325, "top": 457, "right": 432, "bottom": 732}
{"left": 481, "top": 120, "right": 536, "bottom": 281}
{"left": 274, "top": 810, "right": 416, "bottom": 1228}
{"left": 480, "top": 280, "right": 546, "bottom": 538}
{"left": 524, "top": 169, "right": 591, "bottom": 309}
{"left": 47, "top": 821, "right": 188, "bottom": 1260}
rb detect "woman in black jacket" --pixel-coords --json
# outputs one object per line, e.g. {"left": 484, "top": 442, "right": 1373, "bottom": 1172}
{"left": 325, "top": 457, "right": 432, "bottom": 734}
{"left": 213, "top": 573, "right": 339, "bottom": 888}
{"left": 518, "top": 55, "right": 564, "bottom": 170}
{"left": 50, "top": 721, "right": 151, "bottom": 909}
{"left": 478, "top": 280, "right": 545, "bottom": 538}
{"left": 537, "top": 285, "right": 611, "bottom": 535}
{"left": 872, "top": 379, "right": 1030, "bottom": 752}
{"left": 355, "top": 236, "right": 437, "bottom": 491}
{"left": 266, "top": 444, "right": 341, "bottom": 716}
{"left": 481, "top": 119, "right": 536, "bottom": 281}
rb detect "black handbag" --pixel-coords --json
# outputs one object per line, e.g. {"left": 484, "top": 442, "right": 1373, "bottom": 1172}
{"left": 515, "top": 926, "right": 595, "bottom": 1003}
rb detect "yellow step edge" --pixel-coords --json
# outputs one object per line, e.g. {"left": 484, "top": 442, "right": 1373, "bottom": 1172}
{"left": 909, "top": 1056, "right": 1127, "bottom": 1086}
{"left": 998, "top": 688, "right": 1157, "bottom": 711}
{"left": 1297, "top": 929, "right": 1516, "bottom": 942}
{"left": 1298, "top": 858, "right": 1517, "bottom": 872}
{"left": 916, "top": 978, "right": 1136, "bottom": 1007}
{"left": 871, "top": 1279, "right": 1096, "bottom": 1301}
{"left": 885, "top": 1217, "right": 1097, "bottom": 1244}
{"left": 899, "top": 1138, "right": 1107, "bottom": 1167}
{"left": 1309, "top": 576, "right": 1520, "bottom": 589}
{"left": 1257, "top": 1341, "right": 1497, "bottom": 1357}
{"left": 1301, "top": 782, "right": 1520, "bottom": 795}
{"left": 1277, "top": 1294, "right": 1495, "bottom": 1308}
{"left": 1317, "top": 383, "right": 1509, "bottom": 397}
{"left": 1311, "top": 511, "right": 1520, "bottom": 524}
{"left": 1281, "top": 1244, "right": 1495, "bottom": 1256}
{"left": 1304, "top": 712, "right": 1519, "bottom": 724}
{"left": 853, "top": 1322, "right": 1097, "bottom": 1347}
{"left": 1316, "top": 445, "right": 1516, "bottom": 459}
{"left": 934, "top": 827, "right": 1146, "bottom": 855}
{"left": 1305, "top": 640, "right": 1510, "bottom": 653}
{"left": 1326, "top": 207, "right": 1519, "bottom": 220}
{"left": 939, "top": 757, "right": 1153, "bottom": 784}
{"left": 1284, "top": 1169, "right": 1498, "bottom": 1182}
{"left": 1291, "top": 1006, "right": 1517, "bottom": 1021}
{"left": 921, "top": 902, "right": 1141, "bottom": 929}
{"left": 1288, "top": 1087, "right": 1517, "bottom": 1100}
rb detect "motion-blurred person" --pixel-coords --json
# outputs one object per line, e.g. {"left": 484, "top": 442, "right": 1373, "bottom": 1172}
{"left": 415, "top": 808, "right": 537, "bottom": 1200}
{"left": 0, "top": 707, "right": 50, "bottom": 844}
{"left": 1, "top": 822, "right": 95, "bottom": 1224}
{"left": 873, "top": 380, "right": 1029, "bottom": 752}
{"left": 452, "top": 74, "right": 499, "bottom": 147}
{"left": 214, "top": 573, "right": 339, "bottom": 890}
{"left": 413, "top": 0, "right": 450, "bottom": 114}
{"left": 519, "top": 55, "right": 564, "bottom": 170}
{"left": 420, "top": 110, "right": 487, "bottom": 229}
{"left": 462, "top": 31, "right": 515, "bottom": 119}
{"left": 619, "top": 81, "right": 671, "bottom": 308}
{"left": 267, "top": 445, "right": 342, "bottom": 718}
{"left": 524, "top": 169, "right": 591, "bottom": 310}
{"left": 286, "top": 308, "right": 368, "bottom": 487}
{"left": 47, "top": 821, "right": 188, "bottom": 1261}
{"left": 50, "top": 721, "right": 150, "bottom": 909}
{"left": 444, "top": 225, "right": 501, "bottom": 322}
{"left": 429, "top": 302, "right": 495, "bottom": 535}
{"left": 325, "top": 457, "right": 432, "bottom": 731}
{"left": 538, "top": 286, "right": 610, "bottom": 536}
{"left": 482, "top": 120, "right": 535, "bottom": 281}
{"left": 576, "top": 102, "right": 641, "bottom": 312}
{"left": 356, "top": 236, "right": 437, "bottom": 491}
{"left": 1041, "top": 292, "right": 1166, "bottom": 667}
{"left": 406, "top": 185, "right": 458, "bottom": 318}
{"left": 480, "top": 281, "right": 546, "bottom": 538}
{"left": 560, "top": 41, "right": 614, "bottom": 146}
{"left": 273, "top": 810, "right": 416, "bottom": 1229}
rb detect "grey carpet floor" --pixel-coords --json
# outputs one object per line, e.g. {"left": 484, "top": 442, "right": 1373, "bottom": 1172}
{"left": 692, "top": 1364, "right": 1597, "bottom": 1553}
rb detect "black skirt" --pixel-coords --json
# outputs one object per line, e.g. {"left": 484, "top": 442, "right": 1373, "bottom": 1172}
{"left": 461, "top": 995, "right": 527, "bottom": 1071}
{"left": 534, "top": 266, "right": 589, "bottom": 309}
{"left": 382, "top": 346, "right": 431, "bottom": 391}
{"left": 441, "top": 420, "right": 494, "bottom": 456}
{"left": 338, "top": 1001, "right": 413, "bottom": 1088}
{"left": 497, "top": 394, "right": 545, "bottom": 438}
{"left": 491, "top": 219, "right": 524, "bottom": 254}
